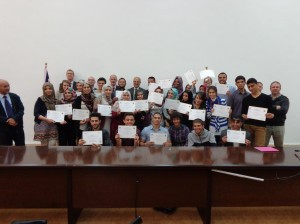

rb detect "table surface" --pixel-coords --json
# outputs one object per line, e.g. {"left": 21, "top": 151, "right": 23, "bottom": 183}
{"left": 0, "top": 145, "right": 299, "bottom": 167}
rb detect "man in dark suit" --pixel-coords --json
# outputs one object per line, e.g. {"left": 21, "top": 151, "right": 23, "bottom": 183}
{"left": 127, "top": 76, "right": 146, "bottom": 100}
{"left": 66, "top": 69, "right": 77, "bottom": 90}
{"left": 0, "top": 79, "right": 25, "bottom": 145}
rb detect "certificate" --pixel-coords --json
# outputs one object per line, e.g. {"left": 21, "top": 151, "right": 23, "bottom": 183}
{"left": 177, "top": 102, "right": 192, "bottom": 114}
{"left": 47, "top": 110, "right": 65, "bottom": 123}
{"left": 97, "top": 105, "right": 112, "bottom": 116}
{"left": 134, "top": 100, "right": 149, "bottom": 111}
{"left": 216, "top": 83, "right": 229, "bottom": 95}
{"left": 115, "top": 90, "right": 124, "bottom": 99}
{"left": 184, "top": 70, "right": 197, "bottom": 85}
{"left": 150, "top": 133, "right": 168, "bottom": 145}
{"left": 247, "top": 106, "right": 267, "bottom": 121}
{"left": 164, "top": 99, "right": 179, "bottom": 110}
{"left": 82, "top": 131, "right": 102, "bottom": 145}
{"left": 189, "top": 109, "right": 206, "bottom": 121}
{"left": 119, "top": 101, "right": 135, "bottom": 112}
{"left": 148, "top": 92, "right": 164, "bottom": 105}
{"left": 148, "top": 83, "right": 159, "bottom": 93}
{"left": 157, "top": 79, "right": 172, "bottom": 89}
{"left": 199, "top": 69, "right": 215, "bottom": 79}
{"left": 118, "top": 125, "right": 137, "bottom": 139}
{"left": 227, "top": 130, "right": 246, "bottom": 144}
{"left": 55, "top": 104, "right": 72, "bottom": 115}
{"left": 212, "top": 104, "right": 230, "bottom": 118}
{"left": 72, "top": 109, "right": 90, "bottom": 120}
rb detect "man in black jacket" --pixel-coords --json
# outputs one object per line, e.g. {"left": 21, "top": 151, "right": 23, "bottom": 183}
{"left": 0, "top": 79, "right": 25, "bottom": 145}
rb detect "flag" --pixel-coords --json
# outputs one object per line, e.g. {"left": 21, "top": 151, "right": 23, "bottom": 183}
{"left": 44, "top": 63, "right": 50, "bottom": 83}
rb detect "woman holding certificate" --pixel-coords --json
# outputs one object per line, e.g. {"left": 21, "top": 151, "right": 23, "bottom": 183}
{"left": 178, "top": 90, "right": 193, "bottom": 130}
{"left": 111, "top": 90, "right": 132, "bottom": 144}
{"left": 206, "top": 86, "right": 228, "bottom": 145}
{"left": 162, "top": 88, "right": 178, "bottom": 128}
{"left": 73, "top": 82, "right": 96, "bottom": 140}
{"left": 172, "top": 76, "right": 184, "bottom": 96}
{"left": 56, "top": 87, "right": 77, "bottom": 146}
{"left": 134, "top": 89, "right": 148, "bottom": 131}
{"left": 55, "top": 80, "right": 70, "bottom": 100}
{"left": 33, "top": 82, "right": 59, "bottom": 146}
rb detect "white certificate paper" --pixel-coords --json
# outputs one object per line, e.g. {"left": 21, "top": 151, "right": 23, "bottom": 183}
{"left": 82, "top": 131, "right": 103, "bottom": 145}
{"left": 148, "top": 83, "right": 159, "bottom": 93}
{"left": 199, "top": 69, "right": 215, "bottom": 79}
{"left": 212, "top": 104, "right": 231, "bottom": 118}
{"left": 227, "top": 130, "right": 246, "bottom": 144}
{"left": 47, "top": 110, "right": 65, "bottom": 123}
{"left": 119, "top": 101, "right": 135, "bottom": 112}
{"left": 97, "top": 104, "right": 112, "bottom": 116}
{"left": 216, "top": 83, "right": 229, "bottom": 95}
{"left": 247, "top": 106, "right": 267, "bottom": 121}
{"left": 118, "top": 125, "right": 137, "bottom": 139}
{"left": 148, "top": 92, "right": 164, "bottom": 105}
{"left": 134, "top": 100, "right": 149, "bottom": 111}
{"left": 150, "top": 133, "right": 168, "bottom": 145}
{"left": 189, "top": 109, "right": 206, "bottom": 121}
{"left": 177, "top": 102, "right": 192, "bottom": 114}
{"left": 164, "top": 99, "right": 179, "bottom": 110}
{"left": 55, "top": 104, "right": 72, "bottom": 115}
{"left": 184, "top": 70, "right": 197, "bottom": 85}
{"left": 157, "top": 79, "right": 172, "bottom": 89}
{"left": 115, "top": 90, "right": 124, "bottom": 99}
{"left": 72, "top": 109, "right": 90, "bottom": 120}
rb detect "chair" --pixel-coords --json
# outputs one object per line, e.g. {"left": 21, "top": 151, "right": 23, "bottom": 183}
{"left": 11, "top": 220, "right": 47, "bottom": 224}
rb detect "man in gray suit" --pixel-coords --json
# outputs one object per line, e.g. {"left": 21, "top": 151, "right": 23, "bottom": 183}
{"left": 127, "top": 76, "right": 146, "bottom": 100}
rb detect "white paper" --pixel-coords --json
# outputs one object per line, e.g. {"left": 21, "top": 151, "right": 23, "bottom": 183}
{"left": 118, "top": 125, "right": 137, "bottom": 139}
{"left": 216, "top": 83, "right": 229, "bottom": 95}
{"left": 199, "top": 69, "right": 215, "bottom": 79}
{"left": 247, "top": 106, "right": 267, "bottom": 121}
{"left": 47, "top": 110, "right": 65, "bottom": 123}
{"left": 134, "top": 100, "right": 149, "bottom": 111}
{"left": 148, "top": 83, "right": 159, "bottom": 93}
{"left": 189, "top": 109, "right": 206, "bottom": 121}
{"left": 227, "top": 130, "right": 246, "bottom": 144}
{"left": 184, "top": 70, "right": 197, "bottom": 85}
{"left": 72, "top": 109, "right": 90, "bottom": 120}
{"left": 157, "top": 79, "right": 172, "bottom": 89}
{"left": 94, "top": 92, "right": 102, "bottom": 98}
{"left": 150, "top": 133, "right": 168, "bottom": 145}
{"left": 116, "top": 90, "right": 124, "bottom": 99}
{"left": 164, "top": 99, "right": 180, "bottom": 110}
{"left": 97, "top": 104, "right": 112, "bottom": 116}
{"left": 148, "top": 92, "right": 164, "bottom": 105}
{"left": 55, "top": 104, "right": 72, "bottom": 115}
{"left": 212, "top": 104, "right": 231, "bottom": 118}
{"left": 82, "top": 131, "right": 103, "bottom": 145}
{"left": 119, "top": 101, "right": 136, "bottom": 112}
{"left": 177, "top": 102, "right": 192, "bottom": 114}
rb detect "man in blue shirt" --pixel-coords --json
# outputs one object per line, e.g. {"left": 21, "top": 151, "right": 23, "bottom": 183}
{"left": 140, "top": 112, "right": 172, "bottom": 147}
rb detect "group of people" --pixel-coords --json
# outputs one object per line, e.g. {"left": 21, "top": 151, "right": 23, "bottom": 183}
{"left": 0, "top": 69, "right": 289, "bottom": 148}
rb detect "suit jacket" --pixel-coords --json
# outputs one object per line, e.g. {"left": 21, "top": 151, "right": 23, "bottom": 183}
{"left": 127, "top": 87, "right": 146, "bottom": 100}
{"left": 0, "top": 93, "right": 24, "bottom": 127}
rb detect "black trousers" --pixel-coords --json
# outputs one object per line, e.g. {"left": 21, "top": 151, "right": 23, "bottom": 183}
{"left": 0, "top": 124, "right": 25, "bottom": 146}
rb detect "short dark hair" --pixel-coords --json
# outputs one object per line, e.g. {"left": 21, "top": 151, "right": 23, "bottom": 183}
{"left": 148, "top": 76, "right": 156, "bottom": 82}
{"left": 90, "top": 112, "right": 101, "bottom": 120}
{"left": 218, "top": 72, "right": 227, "bottom": 77}
{"left": 270, "top": 81, "right": 281, "bottom": 88}
{"left": 97, "top": 77, "right": 107, "bottom": 83}
{"left": 207, "top": 86, "right": 217, "bottom": 93}
{"left": 247, "top": 78, "right": 258, "bottom": 85}
{"left": 123, "top": 112, "right": 135, "bottom": 119}
{"left": 231, "top": 115, "right": 243, "bottom": 122}
{"left": 235, "top": 75, "right": 246, "bottom": 82}
{"left": 171, "top": 111, "right": 182, "bottom": 121}
{"left": 152, "top": 112, "right": 162, "bottom": 119}
{"left": 193, "top": 119, "right": 205, "bottom": 126}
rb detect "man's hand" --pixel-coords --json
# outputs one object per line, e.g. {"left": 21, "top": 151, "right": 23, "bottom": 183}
{"left": 7, "top": 118, "right": 17, "bottom": 126}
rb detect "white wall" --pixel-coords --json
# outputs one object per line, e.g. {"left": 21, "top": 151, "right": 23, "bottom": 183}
{"left": 0, "top": 0, "right": 299, "bottom": 144}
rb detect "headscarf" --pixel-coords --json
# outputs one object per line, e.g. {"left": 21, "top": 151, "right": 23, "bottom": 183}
{"left": 40, "top": 82, "right": 56, "bottom": 110}
{"left": 80, "top": 82, "right": 95, "bottom": 112}
{"left": 102, "top": 84, "right": 113, "bottom": 105}
{"left": 172, "top": 76, "right": 183, "bottom": 95}
{"left": 112, "top": 90, "right": 131, "bottom": 112}
{"left": 61, "top": 87, "right": 77, "bottom": 104}
{"left": 168, "top": 88, "right": 179, "bottom": 100}
{"left": 120, "top": 90, "right": 132, "bottom": 101}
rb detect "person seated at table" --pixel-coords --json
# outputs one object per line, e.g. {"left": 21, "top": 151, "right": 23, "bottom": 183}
{"left": 78, "top": 112, "right": 111, "bottom": 146}
{"left": 220, "top": 115, "right": 251, "bottom": 146}
{"left": 168, "top": 112, "right": 189, "bottom": 146}
{"left": 188, "top": 119, "right": 216, "bottom": 146}
{"left": 115, "top": 113, "right": 141, "bottom": 146}
{"left": 140, "top": 112, "right": 172, "bottom": 147}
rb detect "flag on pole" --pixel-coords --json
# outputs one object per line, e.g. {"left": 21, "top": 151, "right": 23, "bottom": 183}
{"left": 44, "top": 63, "right": 50, "bottom": 83}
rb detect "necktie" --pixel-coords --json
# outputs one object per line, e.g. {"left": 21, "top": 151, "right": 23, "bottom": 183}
{"left": 3, "top": 96, "right": 13, "bottom": 117}
{"left": 134, "top": 88, "right": 137, "bottom": 99}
